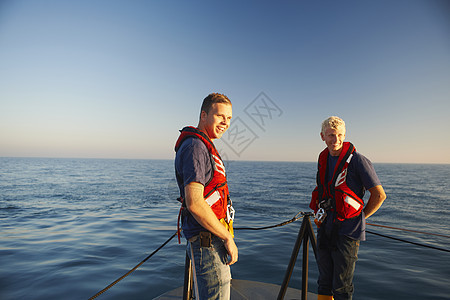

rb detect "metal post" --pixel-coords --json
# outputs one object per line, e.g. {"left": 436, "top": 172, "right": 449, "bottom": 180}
{"left": 302, "top": 216, "right": 310, "bottom": 300}
{"left": 183, "top": 252, "right": 193, "bottom": 300}
{"left": 277, "top": 213, "right": 318, "bottom": 300}
{"left": 306, "top": 215, "right": 318, "bottom": 261}
{"left": 277, "top": 217, "right": 307, "bottom": 300}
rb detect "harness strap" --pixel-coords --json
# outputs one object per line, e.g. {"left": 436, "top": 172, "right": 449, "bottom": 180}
{"left": 177, "top": 197, "right": 184, "bottom": 244}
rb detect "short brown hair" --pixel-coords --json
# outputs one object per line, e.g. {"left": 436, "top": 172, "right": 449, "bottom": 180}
{"left": 200, "top": 93, "right": 232, "bottom": 115}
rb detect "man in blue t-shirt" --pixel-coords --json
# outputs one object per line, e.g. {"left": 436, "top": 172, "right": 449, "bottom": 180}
{"left": 314, "top": 116, "right": 386, "bottom": 300}
{"left": 175, "top": 93, "right": 237, "bottom": 300}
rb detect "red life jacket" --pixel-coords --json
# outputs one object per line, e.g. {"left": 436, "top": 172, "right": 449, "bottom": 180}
{"left": 310, "top": 142, "right": 364, "bottom": 221}
{"left": 175, "top": 126, "right": 232, "bottom": 241}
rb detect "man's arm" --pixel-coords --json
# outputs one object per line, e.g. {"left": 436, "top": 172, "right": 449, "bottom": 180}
{"left": 184, "top": 182, "right": 238, "bottom": 265}
{"left": 363, "top": 185, "right": 386, "bottom": 219}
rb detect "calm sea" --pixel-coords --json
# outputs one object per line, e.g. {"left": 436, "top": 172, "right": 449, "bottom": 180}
{"left": 1, "top": 158, "right": 449, "bottom": 300}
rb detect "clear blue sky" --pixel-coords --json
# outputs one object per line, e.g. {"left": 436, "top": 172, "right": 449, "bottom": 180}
{"left": 1, "top": 0, "right": 449, "bottom": 163}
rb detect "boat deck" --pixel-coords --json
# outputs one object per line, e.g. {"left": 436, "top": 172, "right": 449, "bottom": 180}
{"left": 154, "top": 279, "right": 317, "bottom": 300}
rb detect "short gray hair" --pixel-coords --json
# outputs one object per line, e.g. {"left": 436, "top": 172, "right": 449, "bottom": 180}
{"left": 321, "top": 116, "right": 345, "bottom": 135}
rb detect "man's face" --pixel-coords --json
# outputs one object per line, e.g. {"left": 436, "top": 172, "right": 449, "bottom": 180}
{"left": 200, "top": 103, "right": 232, "bottom": 141}
{"left": 321, "top": 126, "right": 346, "bottom": 156}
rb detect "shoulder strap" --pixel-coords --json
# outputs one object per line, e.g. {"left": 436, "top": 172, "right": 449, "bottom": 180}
{"left": 329, "top": 142, "right": 355, "bottom": 194}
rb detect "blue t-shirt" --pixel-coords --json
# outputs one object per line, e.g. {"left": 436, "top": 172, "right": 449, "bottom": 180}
{"left": 175, "top": 137, "right": 213, "bottom": 239}
{"left": 323, "top": 151, "right": 381, "bottom": 241}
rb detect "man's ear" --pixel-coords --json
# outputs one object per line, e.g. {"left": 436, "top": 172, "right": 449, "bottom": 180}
{"left": 320, "top": 132, "right": 325, "bottom": 141}
{"left": 199, "top": 110, "right": 207, "bottom": 122}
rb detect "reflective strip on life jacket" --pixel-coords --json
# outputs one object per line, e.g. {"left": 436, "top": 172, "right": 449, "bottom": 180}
{"left": 335, "top": 153, "right": 352, "bottom": 186}
{"left": 205, "top": 190, "right": 221, "bottom": 207}
{"left": 344, "top": 194, "right": 362, "bottom": 211}
{"left": 212, "top": 154, "right": 226, "bottom": 177}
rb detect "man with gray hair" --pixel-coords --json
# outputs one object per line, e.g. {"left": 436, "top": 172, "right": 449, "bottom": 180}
{"left": 310, "top": 116, "right": 386, "bottom": 300}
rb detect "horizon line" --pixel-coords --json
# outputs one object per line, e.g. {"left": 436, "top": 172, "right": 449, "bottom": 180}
{"left": 1, "top": 156, "right": 449, "bottom": 165}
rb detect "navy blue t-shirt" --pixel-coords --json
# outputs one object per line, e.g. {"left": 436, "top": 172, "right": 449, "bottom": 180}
{"left": 323, "top": 151, "right": 381, "bottom": 241}
{"left": 175, "top": 137, "right": 213, "bottom": 239}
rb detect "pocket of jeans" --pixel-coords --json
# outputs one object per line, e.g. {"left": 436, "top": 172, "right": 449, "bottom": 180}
{"left": 340, "top": 236, "right": 359, "bottom": 259}
{"left": 211, "top": 238, "right": 229, "bottom": 265}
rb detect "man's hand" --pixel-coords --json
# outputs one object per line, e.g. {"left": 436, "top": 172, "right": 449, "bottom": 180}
{"left": 224, "top": 237, "right": 238, "bottom": 265}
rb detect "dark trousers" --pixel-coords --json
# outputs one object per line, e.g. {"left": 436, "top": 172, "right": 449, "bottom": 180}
{"left": 317, "top": 229, "right": 360, "bottom": 300}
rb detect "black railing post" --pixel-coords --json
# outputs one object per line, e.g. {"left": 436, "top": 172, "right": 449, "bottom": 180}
{"left": 183, "top": 252, "right": 193, "bottom": 300}
{"left": 302, "top": 227, "right": 309, "bottom": 299}
{"left": 277, "top": 213, "right": 317, "bottom": 300}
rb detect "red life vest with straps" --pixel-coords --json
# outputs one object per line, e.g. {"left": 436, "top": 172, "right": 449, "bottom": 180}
{"left": 174, "top": 126, "right": 233, "bottom": 241}
{"left": 310, "top": 142, "right": 364, "bottom": 221}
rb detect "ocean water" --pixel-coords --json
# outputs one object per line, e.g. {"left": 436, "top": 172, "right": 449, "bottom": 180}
{"left": 0, "top": 158, "right": 449, "bottom": 300}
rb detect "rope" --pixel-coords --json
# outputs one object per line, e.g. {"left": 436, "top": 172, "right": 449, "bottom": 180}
{"left": 367, "top": 222, "right": 450, "bottom": 239}
{"left": 234, "top": 211, "right": 305, "bottom": 231}
{"left": 233, "top": 213, "right": 450, "bottom": 253}
{"left": 366, "top": 230, "right": 450, "bottom": 253}
{"left": 87, "top": 211, "right": 449, "bottom": 298}
{"left": 88, "top": 232, "right": 177, "bottom": 300}
{"left": 87, "top": 212, "right": 304, "bottom": 299}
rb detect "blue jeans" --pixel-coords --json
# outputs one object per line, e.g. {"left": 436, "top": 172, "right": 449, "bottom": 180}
{"left": 187, "top": 235, "right": 231, "bottom": 300}
{"left": 317, "top": 229, "right": 360, "bottom": 300}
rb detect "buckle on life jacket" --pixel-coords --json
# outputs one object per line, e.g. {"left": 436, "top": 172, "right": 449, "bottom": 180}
{"left": 319, "top": 198, "right": 333, "bottom": 211}
{"left": 314, "top": 208, "right": 327, "bottom": 227}
{"left": 227, "top": 204, "right": 235, "bottom": 223}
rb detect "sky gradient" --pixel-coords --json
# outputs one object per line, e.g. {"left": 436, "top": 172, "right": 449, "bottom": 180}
{"left": 1, "top": 0, "right": 449, "bottom": 163}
